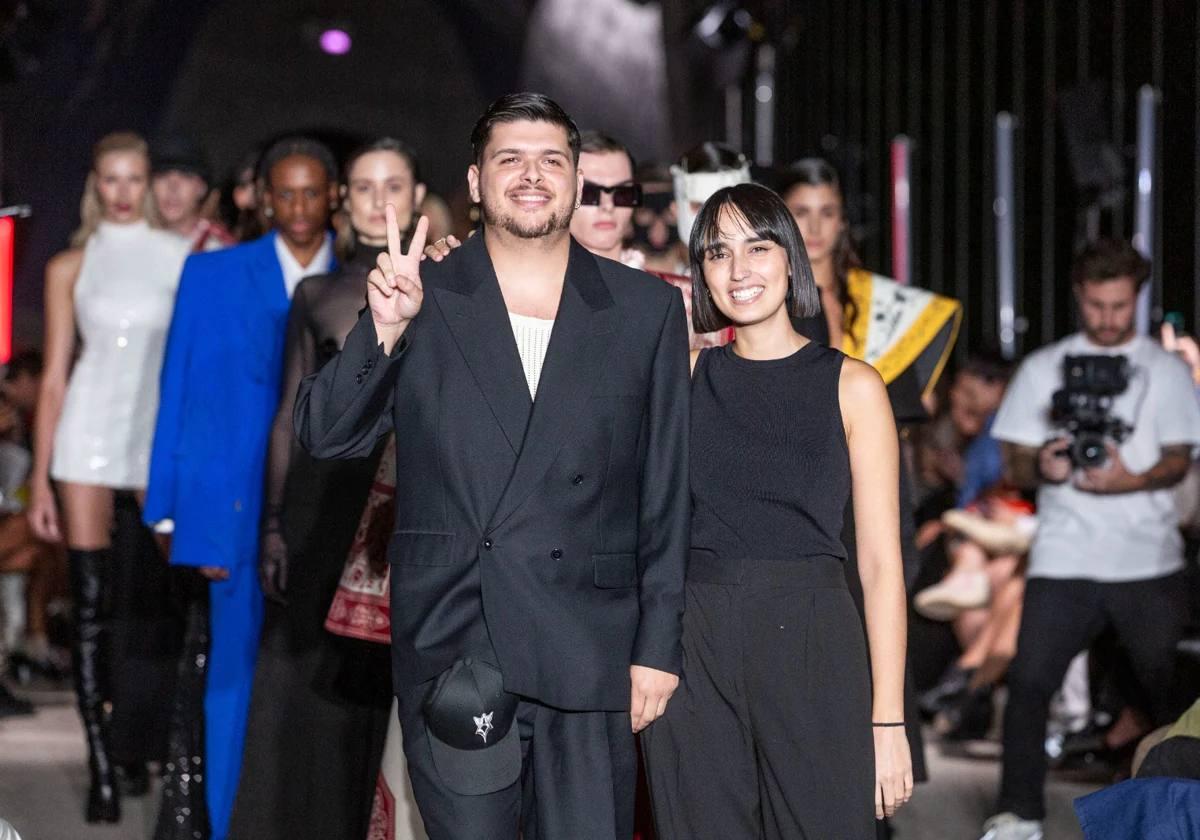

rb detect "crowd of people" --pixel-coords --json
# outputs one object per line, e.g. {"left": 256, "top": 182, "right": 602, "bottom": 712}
{"left": 0, "top": 90, "right": 1197, "bottom": 840}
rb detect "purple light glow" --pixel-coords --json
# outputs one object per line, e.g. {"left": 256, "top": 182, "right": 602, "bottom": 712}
{"left": 319, "top": 28, "right": 352, "bottom": 55}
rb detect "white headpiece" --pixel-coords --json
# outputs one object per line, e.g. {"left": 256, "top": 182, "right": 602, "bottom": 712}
{"left": 669, "top": 161, "right": 753, "bottom": 245}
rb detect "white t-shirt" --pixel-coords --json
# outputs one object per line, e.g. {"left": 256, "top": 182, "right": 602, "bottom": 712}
{"left": 274, "top": 232, "right": 333, "bottom": 298}
{"left": 991, "top": 332, "right": 1200, "bottom": 581}
{"left": 509, "top": 312, "right": 555, "bottom": 399}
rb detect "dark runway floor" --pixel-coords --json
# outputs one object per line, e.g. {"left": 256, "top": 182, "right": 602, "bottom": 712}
{"left": 0, "top": 684, "right": 1099, "bottom": 840}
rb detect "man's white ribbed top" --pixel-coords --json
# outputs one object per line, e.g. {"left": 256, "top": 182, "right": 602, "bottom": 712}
{"left": 508, "top": 312, "right": 556, "bottom": 399}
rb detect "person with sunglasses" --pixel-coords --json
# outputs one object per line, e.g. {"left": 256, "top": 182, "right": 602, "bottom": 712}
{"left": 569, "top": 131, "right": 645, "bottom": 267}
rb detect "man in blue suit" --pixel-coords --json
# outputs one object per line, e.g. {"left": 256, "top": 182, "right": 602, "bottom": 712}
{"left": 145, "top": 136, "right": 339, "bottom": 840}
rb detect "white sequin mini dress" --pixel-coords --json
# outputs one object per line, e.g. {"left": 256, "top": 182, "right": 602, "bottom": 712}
{"left": 50, "top": 220, "right": 189, "bottom": 489}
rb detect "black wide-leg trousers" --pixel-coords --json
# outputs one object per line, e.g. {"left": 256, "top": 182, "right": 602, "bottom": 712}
{"left": 395, "top": 678, "right": 636, "bottom": 840}
{"left": 643, "top": 553, "right": 876, "bottom": 840}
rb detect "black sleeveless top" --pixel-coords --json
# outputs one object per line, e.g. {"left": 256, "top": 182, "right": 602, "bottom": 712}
{"left": 690, "top": 341, "right": 851, "bottom": 563}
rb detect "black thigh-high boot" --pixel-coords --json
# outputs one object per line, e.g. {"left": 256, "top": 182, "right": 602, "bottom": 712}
{"left": 68, "top": 547, "right": 120, "bottom": 823}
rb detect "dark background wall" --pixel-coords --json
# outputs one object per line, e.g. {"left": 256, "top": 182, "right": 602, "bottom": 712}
{"left": 740, "top": 0, "right": 1195, "bottom": 359}
{"left": 2, "top": 0, "right": 1196, "bottom": 360}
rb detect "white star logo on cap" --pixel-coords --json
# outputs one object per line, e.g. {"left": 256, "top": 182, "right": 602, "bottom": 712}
{"left": 474, "top": 711, "right": 494, "bottom": 743}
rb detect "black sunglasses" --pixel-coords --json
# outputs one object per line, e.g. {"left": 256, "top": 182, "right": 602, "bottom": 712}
{"left": 580, "top": 181, "right": 643, "bottom": 208}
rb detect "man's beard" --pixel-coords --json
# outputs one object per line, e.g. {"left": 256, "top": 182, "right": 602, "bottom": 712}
{"left": 479, "top": 189, "right": 573, "bottom": 239}
{"left": 1089, "top": 325, "right": 1135, "bottom": 346}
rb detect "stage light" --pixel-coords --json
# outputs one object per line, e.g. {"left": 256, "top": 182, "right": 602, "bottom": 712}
{"left": 318, "top": 28, "right": 352, "bottom": 55}
{"left": 0, "top": 216, "right": 13, "bottom": 364}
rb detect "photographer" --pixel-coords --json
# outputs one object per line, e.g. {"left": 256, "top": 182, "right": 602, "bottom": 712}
{"left": 979, "top": 239, "right": 1200, "bottom": 840}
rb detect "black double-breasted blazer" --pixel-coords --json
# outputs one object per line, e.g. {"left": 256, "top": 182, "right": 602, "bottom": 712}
{"left": 295, "top": 234, "right": 690, "bottom": 711}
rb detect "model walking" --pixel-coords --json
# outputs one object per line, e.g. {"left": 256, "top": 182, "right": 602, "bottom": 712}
{"left": 29, "top": 131, "right": 189, "bottom": 822}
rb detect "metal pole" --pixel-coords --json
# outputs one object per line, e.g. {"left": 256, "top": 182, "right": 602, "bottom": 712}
{"left": 890, "top": 135, "right": 912, "bottom": 285}
{"left": 753, "top": 44, "right": 776, "bottom": 166}
{"left": 995, "top": 113, "right": 1017, "bottom": 359}
{"left": 724, "top": 84, "right": 743, "bottom": 151}
{"left": 1133, "top": 84, "right": 1158, "bottom": 334}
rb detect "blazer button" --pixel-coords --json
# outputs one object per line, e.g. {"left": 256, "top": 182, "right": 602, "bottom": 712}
{"left": 355, "top": 374, "right": 363, "bottom": 384}
{"left": 550, "top": 548, "right": 563, "bottom": 560}
{"left": 572, "top": 474, "right": 584, "bottom": 485}
{"left": 483, "top": 538, "right": 494, "bottom": 551}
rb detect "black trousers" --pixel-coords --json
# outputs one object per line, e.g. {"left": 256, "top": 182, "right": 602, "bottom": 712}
{"left": 643, "top": 554, "right": 876, "bottom": 840}
{"left": 395, "top": 680, "right": 636, "bottom": 840}
{"left": 999, "top": 572, "right": 1189, "bottom": 820}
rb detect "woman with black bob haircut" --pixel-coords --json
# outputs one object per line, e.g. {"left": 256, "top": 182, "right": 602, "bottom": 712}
{"left": 642, "top": 183, "right": 913, "bottom": 838}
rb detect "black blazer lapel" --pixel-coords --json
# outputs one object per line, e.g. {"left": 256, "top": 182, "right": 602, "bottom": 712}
{"left": 429, "top": 235, "right": 532, "bottom": 455}
{"left": 488, "top": 239, "right": 618, "bottom": 529}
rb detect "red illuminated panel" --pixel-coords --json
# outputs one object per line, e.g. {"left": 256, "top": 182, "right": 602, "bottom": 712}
{"left": 0, "top": 217, "right": 11, "bottom": 364}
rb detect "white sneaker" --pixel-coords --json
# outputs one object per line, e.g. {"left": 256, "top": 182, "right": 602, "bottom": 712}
{"left": 980, "top": 812, "right": 1044, "bottom": 840}
{"left": 942, "top": 508, "right": 1035, "bottom": 556}
{"left": 913, "top": 570, "right": 991, "bottom": 621}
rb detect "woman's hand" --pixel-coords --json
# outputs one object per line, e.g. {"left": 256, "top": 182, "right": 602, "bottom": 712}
{"left": 421, "top": 234, "right": 461, "bottom": 262}
{"left": 873, "top": 725, "right": 914, "bottom": 820}
{"left": 28, "top": 478, "right": 61, "bottom": 542}
{"left": 259, "top": 529, "right": 289, "bottom": 604}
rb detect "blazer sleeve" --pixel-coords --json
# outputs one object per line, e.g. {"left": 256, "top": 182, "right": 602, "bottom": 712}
{"left": 293, "top": 308, "right": 405, "bottom": 460}
{"left": 632, "top": 292, "right": 690, "bottom": 675}
{"left": 143, "top": 255, "right": 201, "bottom": 525}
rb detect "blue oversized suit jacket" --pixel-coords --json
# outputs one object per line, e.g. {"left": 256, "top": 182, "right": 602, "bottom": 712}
{"left": 144, "top": 231, "right": 335, "bottom": 569}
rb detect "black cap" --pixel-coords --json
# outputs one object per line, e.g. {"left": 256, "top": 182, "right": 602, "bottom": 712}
{"left": 151, "top": 136, "right": 211, "bottom": 185}
{"left": 423, "top": 659, "right": 520, "bottom": 796}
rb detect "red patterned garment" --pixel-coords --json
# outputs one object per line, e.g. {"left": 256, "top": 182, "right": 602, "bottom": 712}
{"left": 324, "top": 436, "right": 395, "bottom": 644}
{"left": 189, "top": 218, "right": 237, "bottom": 253}
{"left": 646, "top": 270, "right": 733, "bottom": 350}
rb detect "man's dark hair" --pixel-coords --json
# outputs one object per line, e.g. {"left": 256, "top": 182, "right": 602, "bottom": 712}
{"left": 470, "top": 93, "right": 581, "bottom": 166}
{"left": 1070, "top": 238, "right": 1151, "bottom": 288}
{"left": 959, "top": 349, "right": 1013, "bottom": 385}
{"left": 690, "top": 183, "right": 821, "bottom": 333}
{"left": 4, "top": 349, "right": 42, "bottom": 381}
{"left": 257, "top": 136, "right": 338, "bottom": 185}
{"left": 578, "top": 130, "right": 636, "bottom": 172}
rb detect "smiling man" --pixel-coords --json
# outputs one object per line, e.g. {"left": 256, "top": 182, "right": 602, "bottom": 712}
{"left": 295, "top": 93, "right": 689, "bottom": 840}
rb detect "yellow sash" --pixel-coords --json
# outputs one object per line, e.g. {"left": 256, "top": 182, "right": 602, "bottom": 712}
{"left": 842, "top": 268, "right": 962, "bottom": 396}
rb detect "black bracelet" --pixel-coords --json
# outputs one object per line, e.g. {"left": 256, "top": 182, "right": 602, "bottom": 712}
{"left": 872, "top": 721, "right": 905, "bottom": 727}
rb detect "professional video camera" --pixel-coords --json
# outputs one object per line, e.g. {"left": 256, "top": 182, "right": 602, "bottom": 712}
{"left": 1050, "top": 354, "right": 1134, "bottom": 468}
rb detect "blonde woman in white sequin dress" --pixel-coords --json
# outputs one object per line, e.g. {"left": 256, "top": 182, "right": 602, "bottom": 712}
{"left": 28, "top": 131, "right": 188, "bottom": 825}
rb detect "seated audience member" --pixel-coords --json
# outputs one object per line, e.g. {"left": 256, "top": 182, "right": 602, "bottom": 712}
{"left": 914, "top": 357, "right": 1032, "bottom": 739}
{"left": 1073, "top": 776, "right": 1200, "bottom": 840}
{"left": 0, "top": 352, "right": 65, "bottom": 716}
{"left": 916, "top": 354, "right": 1026, "bottom": 620}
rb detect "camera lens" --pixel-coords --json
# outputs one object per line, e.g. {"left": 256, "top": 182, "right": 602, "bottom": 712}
{"left": 1072, "top": 434, "right": 1108, "bottom": 468}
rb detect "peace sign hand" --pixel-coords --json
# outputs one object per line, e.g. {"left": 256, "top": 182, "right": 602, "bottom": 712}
{"left": 368, "top": 205, "right": 429, "bottom": 352}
